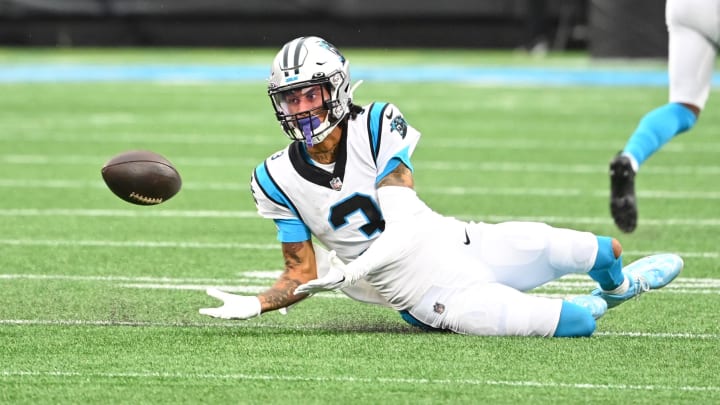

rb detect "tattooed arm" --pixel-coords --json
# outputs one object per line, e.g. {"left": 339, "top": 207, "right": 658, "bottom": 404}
{"left": 199, "top": 240, "right": 318, "bottom": 319}
{"left": 258, "top": 240, "right": 318, "bottom": 312}
{"left": 377, "top": 162, "right": 414, "bottom": 189}
{"left": 376, "top": 162, "right": 430, "bottom": 223}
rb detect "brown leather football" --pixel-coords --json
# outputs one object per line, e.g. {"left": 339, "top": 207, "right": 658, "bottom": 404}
{"left": 101, "top": 150, "right": 182, "bottom": 205}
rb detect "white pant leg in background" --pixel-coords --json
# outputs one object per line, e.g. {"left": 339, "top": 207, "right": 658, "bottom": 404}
{"left": 666, "top": 0, "right": 720, "bottom": 109}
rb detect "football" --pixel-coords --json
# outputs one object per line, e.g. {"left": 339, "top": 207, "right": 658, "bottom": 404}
{"left": 101, "top": 150, "right": 182, "bottom": 205}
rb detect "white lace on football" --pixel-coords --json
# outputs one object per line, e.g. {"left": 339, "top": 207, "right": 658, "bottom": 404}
{"left": 129, "top": 192, "right": 163, "bottom": 205}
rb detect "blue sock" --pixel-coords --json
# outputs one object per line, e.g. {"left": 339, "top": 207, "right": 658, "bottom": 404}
{"left": 553, "top": 301, "right": 596, "bottom": 337}
{"left": 624, "top": 102, "right": 697, "bottom": 167}
{"left": 588, "top": 236, "right": 625, "bottom": 291}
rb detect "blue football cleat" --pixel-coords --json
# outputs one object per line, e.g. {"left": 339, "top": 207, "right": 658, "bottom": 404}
{"left": 569, "top": 295, "right": 608, "bottom": 320}
{"left": 592, "top": 253, "right": 683, "bottom": 309}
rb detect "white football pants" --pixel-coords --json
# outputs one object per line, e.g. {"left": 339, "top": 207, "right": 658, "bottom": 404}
{"left": 319, "top": 216, "right": 600, "bottom": 336}
{"left": 666, "top": 0, "right": 720, "bottom": 110}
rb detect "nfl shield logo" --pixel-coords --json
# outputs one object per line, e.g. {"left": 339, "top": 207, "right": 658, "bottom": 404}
{"left": 330, "top": 177, "right": 343, "bottom": 191}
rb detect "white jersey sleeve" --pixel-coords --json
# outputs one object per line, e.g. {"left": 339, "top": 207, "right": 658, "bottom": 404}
{"left": 250, "top": 147, "right": 311, "bottom": 243}
{"left": 357, "top": 102, "right": 422, "bottom": 183}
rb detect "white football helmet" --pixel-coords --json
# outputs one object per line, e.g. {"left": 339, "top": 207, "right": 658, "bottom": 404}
{"left": 268, "top": 36, "right": 355, "bottom": 146}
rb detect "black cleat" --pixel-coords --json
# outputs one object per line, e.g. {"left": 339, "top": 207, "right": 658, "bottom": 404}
{"left": 609, "top": 153, "right": 637, "bottom": 233}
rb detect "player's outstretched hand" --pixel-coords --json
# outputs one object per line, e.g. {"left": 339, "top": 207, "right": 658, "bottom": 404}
{"left": 199, "top": 288, "right": 261, "bottom": 320}
{"left": 295, "top": 250, "right": 350, "bottom": 295}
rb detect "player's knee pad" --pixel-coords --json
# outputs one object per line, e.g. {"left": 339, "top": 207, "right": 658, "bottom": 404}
{"left": 546, "top": 228, "right": 598, "bottom": 274}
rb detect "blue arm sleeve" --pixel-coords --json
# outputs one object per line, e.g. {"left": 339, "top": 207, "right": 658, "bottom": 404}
{"left": 274, "top": 218, "right": 311, "bottom": 243}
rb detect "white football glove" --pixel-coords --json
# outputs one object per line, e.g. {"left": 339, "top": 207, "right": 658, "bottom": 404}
{"left": 294, "top": 250, "right": 352, "bottom": 295}
{"left": 199, "top": 288, "right": 262, "bottom": 320}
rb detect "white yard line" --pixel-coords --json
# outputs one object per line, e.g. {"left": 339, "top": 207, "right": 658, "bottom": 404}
{"left": 0, "top": 273, "right": 266, "bottom": 283}
{"left": 0, "top": 155, "right": 258, "bottom": 168}
{"left": 2, "top": 178, "right": 720, "bottom": 200}
{"left": 2, "top": 208, "right": 720, "bottom": 228}
{"left": 2, "top": 271, "right": 718, "bottom": 298}
{"left": 2, "top": 272, "right": 719, "bottom": 285}
{"left": 0, "top": 239, "right": 275, "bottom": 249}
{"left": 3, "top": 152, "right": 720, "bottom": 175}
{"left": 0, "top": 369, "right": 717, "bottom": 392}
{"left": 0, "top": 237, "right": 717, "bottom": 259}
{"left": 0, "top": 208, "right": 260, "bottom": 218}
{"left": 433, "top": 186, "right": 720, "bottom": 200}
{"left": 2, "top": 136, "right": 720, "bottom": 151}
{"left": 476, "top": 216, "right": 720, "bottom": 227}
{"left": 0, "top": 319, "right": 719, "bottom": 342}
{"left": 422, "top": 161, "right": 720, "bottom": 175}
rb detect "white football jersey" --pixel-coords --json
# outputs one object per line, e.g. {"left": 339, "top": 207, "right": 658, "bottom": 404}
{"left": 250, "top": 102, "right": 421, "bottom": 262}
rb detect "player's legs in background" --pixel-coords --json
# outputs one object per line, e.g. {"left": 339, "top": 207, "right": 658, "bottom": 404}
{"left": 620, "top": 103, "right": 698, "bottom": 172}
{"left": 665, "top": 0, "right": 716, "bottom": 119}
{"left": 610, "top": 101, "right": 696, "bottom": 232}
{"left": 610, "top": 0, "right": 716, "bottom": 233}
{"left": 667, "top": 0, "right": 720, "bottom": 112}
{"left": 622, "top": 19, "right": 710, "bottom": 169}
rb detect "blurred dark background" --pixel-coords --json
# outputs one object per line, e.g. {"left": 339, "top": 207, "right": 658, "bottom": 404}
{"left": 0, "top": 0, "right": 667, "bottom": 58}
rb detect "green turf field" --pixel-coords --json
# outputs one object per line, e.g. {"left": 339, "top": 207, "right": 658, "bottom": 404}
{"left": 1, "top": 48, "right": 718, "bottom": 404}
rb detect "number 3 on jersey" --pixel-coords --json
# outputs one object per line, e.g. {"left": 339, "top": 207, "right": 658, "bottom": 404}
{"left": 329, "top": 193, "right": 385, "bottom": 238}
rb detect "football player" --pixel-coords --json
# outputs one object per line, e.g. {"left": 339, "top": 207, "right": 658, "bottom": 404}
{"left": 610, "top": 0, "right": 716, "bottom": 232}
{"left": 200, "top": 36, "right": 683, "bottom": 337}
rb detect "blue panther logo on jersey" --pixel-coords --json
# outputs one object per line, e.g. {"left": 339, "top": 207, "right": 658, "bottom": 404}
{"left": 390, "top": 116, "right": 408, "bottom": 139}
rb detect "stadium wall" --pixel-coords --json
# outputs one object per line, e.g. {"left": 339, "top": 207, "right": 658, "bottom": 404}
{"left": 588, "top": 0, "right": 667, "bottom": 58}
{"left": 0, "top": 0, "right": 587, "bottom": 50}
{"left": 0, "top": 0, "right": 667, "bottom": 58}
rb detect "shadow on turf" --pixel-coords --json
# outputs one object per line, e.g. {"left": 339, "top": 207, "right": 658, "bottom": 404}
{"left": 198, "top": 320, "right": 444, "bottom": 335}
